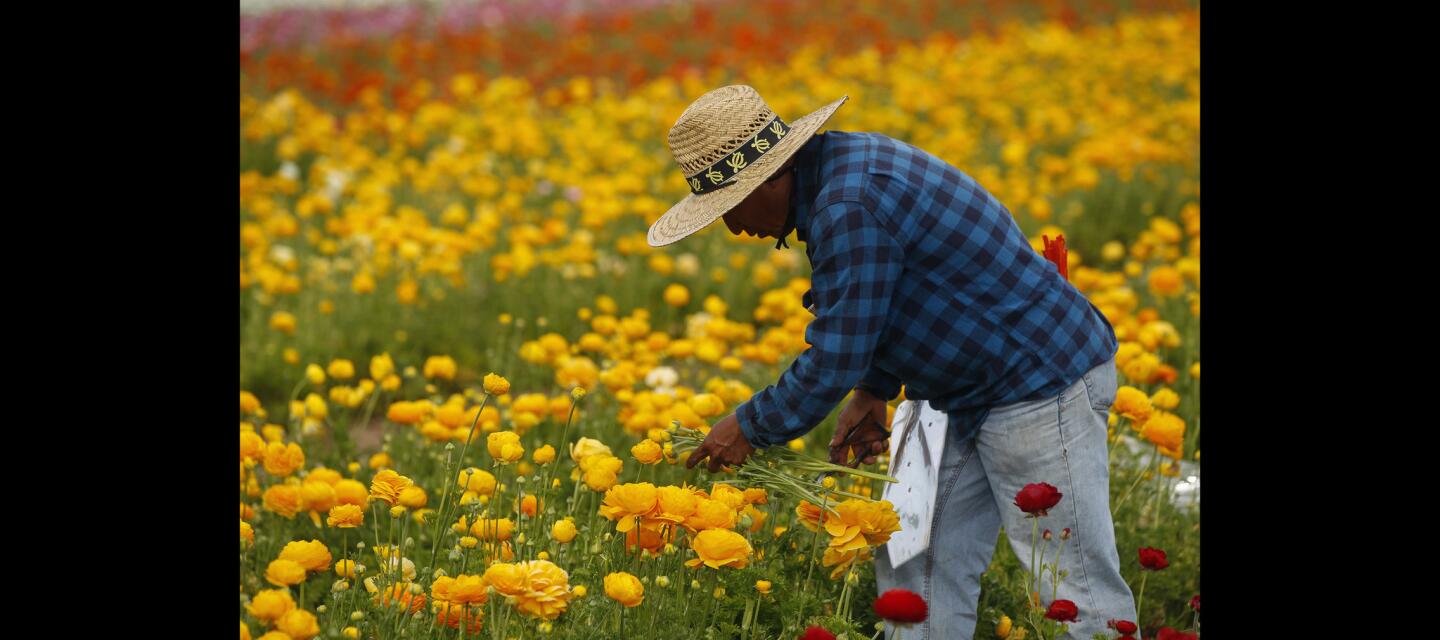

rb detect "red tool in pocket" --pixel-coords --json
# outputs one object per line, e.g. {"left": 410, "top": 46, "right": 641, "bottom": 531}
{"left": 1042, "top": 234, "right": 1068, "bottom": 281}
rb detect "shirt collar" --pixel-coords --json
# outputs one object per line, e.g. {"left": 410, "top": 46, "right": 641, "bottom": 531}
{"left": 778, "top": 132, "right": 826, "bottom": 248}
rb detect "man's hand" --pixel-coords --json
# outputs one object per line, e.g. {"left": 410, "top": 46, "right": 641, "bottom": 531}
{"left": 685, "top": 413, "right": 757, "bottom": 473}
{"left": 830, "top": 388, "right": 890, "bottom": 467}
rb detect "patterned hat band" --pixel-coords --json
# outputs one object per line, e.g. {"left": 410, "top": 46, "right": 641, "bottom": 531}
{"left": 685, "top": 116, "right": 791, "bottom": 195}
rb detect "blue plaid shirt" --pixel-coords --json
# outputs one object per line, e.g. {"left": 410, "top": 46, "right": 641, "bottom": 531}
{"left": 735, "top": 131, "right": 1118, "bottom": 449}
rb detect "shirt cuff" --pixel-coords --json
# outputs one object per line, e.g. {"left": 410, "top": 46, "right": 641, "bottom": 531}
{"left": 734, "top": 399, "right": 773, "bottom": 449}
{"left": 857, "top": 365, "right": 902, "bottom": 401}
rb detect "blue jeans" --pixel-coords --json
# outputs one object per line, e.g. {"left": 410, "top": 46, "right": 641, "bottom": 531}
{"left": 876, "top": 357, "right": 1135, "bottom": 639}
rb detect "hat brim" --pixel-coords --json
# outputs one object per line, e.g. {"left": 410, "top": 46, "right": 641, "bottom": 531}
{"left": 647, "top": 95, "right": 849, "bottom": 247}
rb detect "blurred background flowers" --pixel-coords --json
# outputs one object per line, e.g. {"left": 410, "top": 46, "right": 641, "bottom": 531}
{"left": 240, "top": 1, "right": 1200, "bottom": 638}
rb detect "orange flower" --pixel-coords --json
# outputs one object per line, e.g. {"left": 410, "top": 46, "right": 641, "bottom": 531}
{"left": 278, "top": 539, "right": 332, "bottom": 572}
{"left": 369, "top": 469, "right": 414, "bottom": 506}
{"left": 685, "top": 528, "right": 753, "bottom": 569}
{"left": 598, "top": 483, "right": 658, "bottom": 532}
{"left": 824, "top": 499, "right": 901, "bottom": 552}
{"left": 794, "top": 500, "right": 829, "bottom": 532}
{"left": 327, "top": 504, "right": 364, "bottom": 528}
{"left": 604, "top": 571, "right": 645, "bottom": 607}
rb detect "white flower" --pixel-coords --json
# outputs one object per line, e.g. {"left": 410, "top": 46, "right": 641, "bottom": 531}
{"left": 645, "top": 366, "right": 679, "bottom": 390}
{"left": 676, "top": 254, "right": 701, "bottom": 277}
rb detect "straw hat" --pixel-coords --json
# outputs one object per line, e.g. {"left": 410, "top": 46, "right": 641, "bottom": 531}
{"left": 647, "top": 85, "right": 848, "bottom": 247}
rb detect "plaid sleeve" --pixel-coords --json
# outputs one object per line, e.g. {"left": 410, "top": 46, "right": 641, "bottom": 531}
{"left": 857, "top": 364, "right": 902, "bottom": 401}
{"left": 736, "top": 202, "right": 904, "bottom": 448}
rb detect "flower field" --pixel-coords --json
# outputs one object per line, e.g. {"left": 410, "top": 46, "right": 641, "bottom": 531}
{"left": 240, "top": 2, "right": 1200, "bottom": 639}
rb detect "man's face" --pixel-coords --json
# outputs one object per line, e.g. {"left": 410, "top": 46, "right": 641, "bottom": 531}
{"left": 721, "top": 163, "right": 794, "bottom": 240}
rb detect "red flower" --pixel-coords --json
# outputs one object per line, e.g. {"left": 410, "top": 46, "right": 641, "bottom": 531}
{"left": 1156, "top": 628, "right": 1198, "bottom": 640}
{"left": 1189, "top": 594, "right": 1200, "bottom": 612}
{"left": 799, "top": 626, "right": 836, "bottom": 640}
{"left": 1138, "top": 547, "right": 1170, "bottom": 571}
{"left": 1042, "top": 234, "right": 1068, "bottom": 280}
{"left": 1044, "top": 599, "right": 1079, "bottom": 622}
{"left": 1014, "top": 483, "right": 1063, "bottom": 517}
{"left": 873, "top": 589, "right": 928, "bottom": 624}
{"left": 1108, "top": 619, "right": 1137, "bottom": 634}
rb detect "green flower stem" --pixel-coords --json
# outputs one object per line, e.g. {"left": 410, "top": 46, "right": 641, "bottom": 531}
{"left": 430, "top": 393, "right": 492, "bottom": 569}
{"left": 1051, "top": 536, "right": 1069, "bottom": 604}
{"left": 1029, "top": 517, "right": 1040, "bottom": 609}
{"left": 427, "top": 445, "right": 458, "bottom": 580}
{"left": 1136, "top": 571, "right": 1149, "bottom": 630}
{"left": 542, "top": 393, "right": 583, "bottom": 522}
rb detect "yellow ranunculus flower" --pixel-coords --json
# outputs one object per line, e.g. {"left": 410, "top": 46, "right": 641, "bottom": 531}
{"left": 683, "top": 498, "right": 737, "bottom": 532}
{"left": 1139, "top": 411, "right": 1185, "bottom": 451}
{"left": 604, "top": 571, "right": 645, "bottom": 607}
{"left": 483, "top": 373, "right": 511, "bottom": 396}
{"left": 456, "top": 467, "right": 497, "bottom": 495}
{"left": 709, "top": 484, "right": 746, "bottom": 511}
{"left": 551, "top": 518, "right": 578, "bottom": 543}
{"left": 241, "top": 521, "right": 254, "bottom": 546}
{"left": 301, "top": 481, "right": 335, "bottom": 514}
{"left": 570, "top": 437, "right": 613, "bottom": 462}
{"left": 423, "top": 356, "right": 458, "bottom": 380}
{"left": 1122, "top": 352, "right": 1160, "bottom": 384}
{"left": 997, "top": 614, "right": 1013, "bottom": 638}
{"left": 630, "top": 439, "right": 663, "bottom": 465}
{"left": 369, "top": 452, "right": 393, "bottom": 470}
{"left": 241, "top": 391, "right": 261, "bottom": 414}
{"left": 1150, "top": 387, "right": 1181, "bottom": 411}
{"left": 333, "top": 480, "right": 367, "bottom": 506}
{"left": 241, "top": 431, "right": 266, "bottom": 463}
{"left": 263, "top": 442, "right": 305, "bottom": 477}
{"left": 275, "top": 609, "right": 320, "bottom": 640}
{"left": 270, "top": 311, "right": 297, "bottom": 335}
{"left": 584, "top": 467, "right": 619, "bottom": 493}
{"left": 386, "top": 401, "right": 424, "bottom": 425}
{"left": 471, "top": 518, "right": 515, "bottom": 541}
{"left": 368, "top": 469, "right": 414, "bottom": 507}
{"left": 265, "top": 559, "right": 308, "bottom": 586}
{"left": 263, "top": 484, "right": 302, "bottom": 519}
{"left": 1113, "top": 386, "right": 1154, "bottom": 423}
{"left": 598, "top": 482, "right": 658, "bottom": 532}
{"left": 821, "top": 545, "right": 873, "bottom": 580}
{"left": 1147, "top": 265, "right": 1184, "bottom": 297}
{"left": 663, "top": 284, "right": 690, "bottom": 308}
{"left": 246, "top": 588, "right": 295, "bottom": 623}
{"left": 327, "top": 359, "right": 355, "bottom": 380}
{"left": 369, "top": 353, "right": 394, "bottom": 381}
{"left": 533, "top": 444, "right": 556, "bottom": 464}
{"left": 824, "top": 499, "right": 902, "bottom": 552}
{"left": 279, "top": 539, "right": 332, "bottom": 572}
{"left": 398, "top": 486, "right": 428, "bottom": 509}
{"left": 487, "top": 431, "right": 525, "bottom": 463}
{"left": 483, "top": 563, "right": 528, "bottom": 596}
{"left": 513, "top": 560, "right": 575, "bottom": 621}
{"left": 305, "top": 364, "right": 326, "bottom": 385}
{"left": 335, "top": 559, "right": 358, "bottom": 579}
{"left": 304, "top": 393, "right": 328, "bottom": 419}
{"left": 685, "top": 529, "right": 753, "bottom": 569}
{"left": 688, "top": 393, "right": 725, "bottom": 418}
{"left": 307, "top": 467, "right": 341, "bottom": 486}
{"left": 448, "top": 574, "right": 489, "bottom": 605}
{"left": 755, "top": 580, "right": 772, "bottom": 594}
